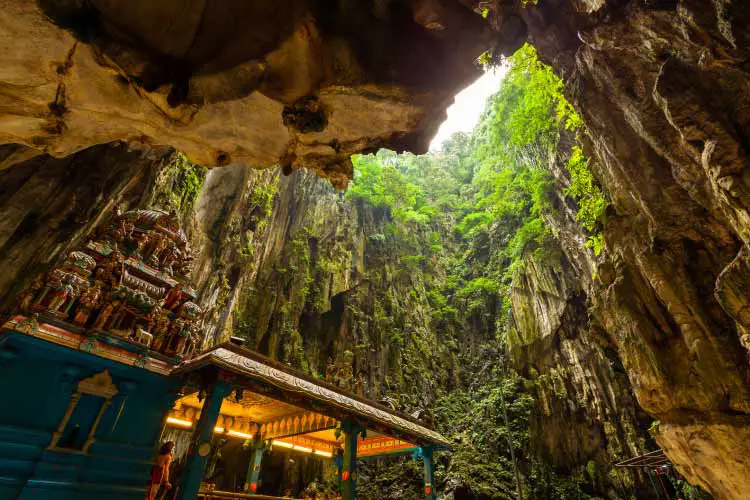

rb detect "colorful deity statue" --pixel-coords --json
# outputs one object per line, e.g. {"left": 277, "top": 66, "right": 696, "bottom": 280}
{"left": 93, "top": 299, "right": 121, "bottom": 330}
{"left": 111, "top": 219, "right": 133, "bottom": 246}
{"left": 49, "top": 279, "right": 75, "bottom": 314}
{"left": 73, "top": 281, "right": 103, "bottom": 326}
{"left": 165, "top": 318, "right": 185, "bottom": 354}
{"left": 160, "top": 244, "right": 178, "bottom": 275}
{"left": 149, "top": 304, "right": 172, "bottom": 351}
{"left": 148, "top": 233, "right": 168, "bottom": 268}
{"left": 335, "top": 350, "right": 355, "bottom": 391}
{"left": 183, "top": 321, "right": 202, "bottom": 357}
{"left": 133, "top": 231, "right": 151, "bottom": 259}
{"left": 98, "top": 249, "right": 125, "bottom": 288}
{"left": 163, "top": 283, "right": 185, "bottom": 311}
{"left": 173, "top": 302, "right": 202, "bottom": 356}
{"left": 17, "top": 277, "right": 43, "bottom": 313}
{"left": 16, "top": 206, "right": 207, "bottom": 359}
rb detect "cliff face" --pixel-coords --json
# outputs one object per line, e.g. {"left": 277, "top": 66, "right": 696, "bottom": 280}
{"left": 519, "top": 1, "right": 750, "bottom": 498}
{"left": 509, "top": 249, "right": 652, "bottom": 497}
{"left": 0, "top": 142, "right": 653, "bottom": 498}
{"left": 185, "top": 153, "right": 660, "bottom": 498}
{"left": 1, "top": 1, "right": 749, "bottom": 498}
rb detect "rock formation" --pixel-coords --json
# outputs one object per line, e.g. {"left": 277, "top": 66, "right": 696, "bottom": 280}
{"left": 0, "top": 0, "right": 749, "bottom": 499}
{"left": 520, "top": 1, "right": 750, "bottom": 498}
{"left": 0, "top": 143, "right": 656, "bottom": 498}
{"left": 0, "top": 0, "right": 525, "bottom": 187}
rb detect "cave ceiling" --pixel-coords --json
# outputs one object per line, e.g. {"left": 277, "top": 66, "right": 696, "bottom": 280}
{"left": 0, "top": 0, "right": 526, "bottom": 187}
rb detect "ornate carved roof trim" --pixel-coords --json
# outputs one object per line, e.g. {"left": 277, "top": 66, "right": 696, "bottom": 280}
{"left": 175, "top": 344, "right": 451, "bottom": 448}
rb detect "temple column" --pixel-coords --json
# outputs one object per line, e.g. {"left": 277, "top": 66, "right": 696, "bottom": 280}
{"left": 176, "top": 382, "right": 232, "bottom": 500}
{"left": 335, "top": 449, "right": 344, "bottom": 493}
{"left": 420, "top": 446, "right": 436, "bottom": 500}
{"left": 341, "top": 419, "right": 362, "bottom": 500}
{"left": 244, "top": 436, "right": 265, "bottom": 494}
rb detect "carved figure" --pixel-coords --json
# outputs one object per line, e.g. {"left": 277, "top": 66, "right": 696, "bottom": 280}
{"left": 135, "top": 325, "right": 154, "bottom": 347}
{"left": 99, "top": 249, "right": 125, "bottom": 288}
{"left": 18, "top": 277, "right": 43, "bottom": 313}
{"left": 163, "top": 283, "right": 185, "bottom": 311}
{"left": 112, "top": 219, "right": 133, "bottom": 245}
{"left": 93, "top": 299, "right": 121, "bottom": 330}
{"left": 133, "top": 232, "right": 151, "bottom": 259}
{"left": 335, "top": 350, "right": 355, "bottom": 391}
{"left": 49, "top": 280, "right": 74, "bottom": 314}
{"left": 14, "top": 208, "right": 206, "bottom": 358}
{"left": 325, "top": 357, "right": 337, "bottom": 383}
{"left": 166, "top": 318, "right": 185, "bottom": 353}
{"left": 73, "top": 282, "right": 102, "bottom": 325}
{"left": 161, "top": 244, "right": 178, "bottom": 275}
{"left": 149, "top": 234, "right": 168, "bottom": 267}
{"left": 174, "top": 329, "right": 188, "bottom": 355}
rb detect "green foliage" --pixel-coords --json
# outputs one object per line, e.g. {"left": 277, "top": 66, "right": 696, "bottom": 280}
{"left": 247, "top": 42, "right": 618, "bottom": 500}
{"left": 434, "top": 362, "right": 535, "bottom": 499}
{"left": 668, "top": 476, "right": 713, "bottom": 500}
{"left": 587, "top": 233, "right": 605, "bottom": 256}
{"left": 358, "top": 458, "right": 422, "bottom": 500}
{"left": 348, "top": 153, "right": 430, "bottom": 226}
{"left": 565, "top": 146, "right": 608, "bottom": 254}
{"left": 368, "top": 233, "right": 387, "bottom": 243}
{"left": 249, "top": 181, "right": 277, "bottom": 216}
{"left": 150, "top": 150, "right": 207, "bottom": 218}
{"left": 526, "top": 461, "right": 605, "bottom": 500}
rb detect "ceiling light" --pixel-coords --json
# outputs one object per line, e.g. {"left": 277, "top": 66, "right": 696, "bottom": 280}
{"left": 314, "top": 450, "right": 333, "bottom": 458}
{"left": 293, "top": 445, "right": 312, "bottom": 453}
{"left": 227, "top": 429, "right": 253, "bottom": 439}
{"left": 214, "top": 427, "right": 225, "bottom": 433}
{"left": 272, "top": 440, "right": 294, "bottom": 449}
{"left": 166, "top": 417, "right": 192, "bottom": 428}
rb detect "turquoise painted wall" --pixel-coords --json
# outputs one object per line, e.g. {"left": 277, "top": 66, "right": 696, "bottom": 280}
{"left": 0, "top": 332, "right": 181, "bottom": 500}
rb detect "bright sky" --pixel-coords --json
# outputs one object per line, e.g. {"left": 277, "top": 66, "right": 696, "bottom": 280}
{"left": 429, "top": 66, "right": 508, "bottom": 151}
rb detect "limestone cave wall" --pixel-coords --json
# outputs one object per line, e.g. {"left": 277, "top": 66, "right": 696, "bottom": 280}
{"left": 519, "top": 1, "right": 750, "bottom": 498}
{"left": 0, "top": 142, "right": 655, "bottom": 498}
{"left": 1, "top": 1, "right": 749, "bottom": 498}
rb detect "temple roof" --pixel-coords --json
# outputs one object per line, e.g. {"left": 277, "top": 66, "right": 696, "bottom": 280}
{"left": 174, "top": 343, "right": 451, "bottom": 450}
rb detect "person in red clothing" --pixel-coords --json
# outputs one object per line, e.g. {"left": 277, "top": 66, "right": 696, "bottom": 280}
{"left": 147, "top": 441, "right": 175, "bottom": 500}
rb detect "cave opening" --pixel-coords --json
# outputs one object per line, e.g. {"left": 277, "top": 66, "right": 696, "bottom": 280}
{"left": 0, "top": 2, "right": 744, "bottom": 499}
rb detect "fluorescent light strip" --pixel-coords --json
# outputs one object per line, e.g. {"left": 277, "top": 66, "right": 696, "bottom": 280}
{"left": 261, "top": 439, "right": 335, "bottom": 458}
{"left": 166, "top": 417, "right": 193, "bottom": 428}
{"left": 227, "top": 429, "right": 253, "bottom": 439}
{"left": 272, "top": 440, "right": 294, "bottom": 449}
{"left": 214, "top": 427, "right": 225, "bottom": 433}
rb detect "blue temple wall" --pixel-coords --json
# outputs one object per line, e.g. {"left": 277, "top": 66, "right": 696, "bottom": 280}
{"left": 0, "top": 331, "right": 182, "bottom": 500}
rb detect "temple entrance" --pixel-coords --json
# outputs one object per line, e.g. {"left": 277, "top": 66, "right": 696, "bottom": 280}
{"left": 161, "top": 390, "right": 338, "bottom": 498}
{"left": 159, "top": 343, "right": 449, "bottom": 500}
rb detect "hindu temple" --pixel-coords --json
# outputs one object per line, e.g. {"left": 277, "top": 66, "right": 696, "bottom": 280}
{"left": 0, "top": 206, "right": 448, "bottom": 500}
{"left": 0, "top": 1, "right": 748, "bottom": 499}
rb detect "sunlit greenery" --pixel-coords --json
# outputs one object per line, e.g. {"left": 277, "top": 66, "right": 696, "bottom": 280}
{"left": 348, "top": 44, "right": 607, "bottom": 293}
{"left": 150, "top": 150, "right": 207, "bottom": 218}
{"left": 566, "top": 146, "right": 608, "bottom": 254}
{"left": 347, "top": 44, "right": 613, "bottom": 500}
